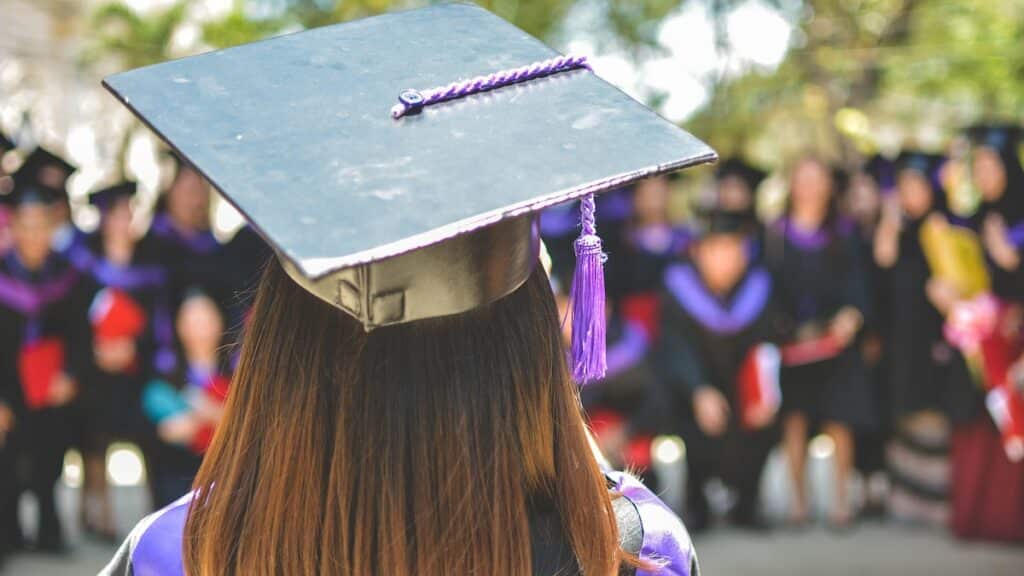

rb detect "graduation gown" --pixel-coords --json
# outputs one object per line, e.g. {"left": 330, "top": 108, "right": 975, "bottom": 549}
{"left": 80, "top": 235, "right": 176, "bottom": 446}
{"left": 99, "top": 470, "right": 700, "bottom": 576}
{"left": 654, "top": 262, "right": 779, "bottom": 523}
{"left": 145, "top": 212, "right": 224, "bottom": 307}
{"left": 0, "top": 251, "right": 89, "bottom": 549}
{"left": 765, "top": 218, "right": 876, "bottom": 432}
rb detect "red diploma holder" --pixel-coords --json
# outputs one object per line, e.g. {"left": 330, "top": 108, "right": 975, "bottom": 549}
{"left": 738, "top": 343, "right": 782, "bottom": 430}
{"left": 18, "top": 338, "right": 65, "bottom": 410}
{"left": 780, "top": 334, "right": 841, "bottom": 367}
{"left": 986, "top": 386, "right": 1024, "bottom": 463}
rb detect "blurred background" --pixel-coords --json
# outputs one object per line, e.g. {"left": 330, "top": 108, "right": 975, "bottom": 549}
{"left": 0, "top": 0, "right": 1023, "bottom": 574}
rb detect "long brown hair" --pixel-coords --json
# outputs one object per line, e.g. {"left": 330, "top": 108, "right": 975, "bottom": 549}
{"left": 183, "top": 259, "right": 625, "bottom": 575}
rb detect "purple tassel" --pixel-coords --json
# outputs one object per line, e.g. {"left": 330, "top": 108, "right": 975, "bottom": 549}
{"left": 571, "top": 193, "right": 607, "bottom": 384}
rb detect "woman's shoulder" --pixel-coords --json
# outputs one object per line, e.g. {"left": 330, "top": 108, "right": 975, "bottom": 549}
{"left": 99, "top": 492, "right": 193, "bottom": 576}
{"left": 607, "top": 470, "right": 700, "bottom": 576}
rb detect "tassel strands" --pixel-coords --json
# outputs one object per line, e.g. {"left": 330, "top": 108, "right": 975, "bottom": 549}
{"left": 570, "top": 193, "right": 607, "bottom": 384}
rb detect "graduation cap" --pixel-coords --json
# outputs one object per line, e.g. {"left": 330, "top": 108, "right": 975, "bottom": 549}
{"left": 863, "top": 154, "right": 896, "bottom": 195}
{"left": 89, "top": 181, "right": 138, "bottom": 212}
{"left": 102, "top": 3, "right": 716, "bottom": 383}
{"left": 0, "top": 132, "right": 13, "bottom": 152}
{"left": 895, "top": 151, "right": 943, "bottom": 180}
{"left": 13, "top": 147, "right": 76, "bottom": 193}
{"left": 0, "top": 178, "right": 63, "bottom": 208}
{"left": 967, "top": 124, "right": 1022, "bottom": 155}
{"left": 715, "top": 157, "right": 766, "bottom": 192}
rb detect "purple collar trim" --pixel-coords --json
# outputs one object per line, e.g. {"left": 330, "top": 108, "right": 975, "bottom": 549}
{"left": 150, "top": 213, "right": 220, "bottom": 254}
{"left": 131, "top": 491, "right": 191, "bottom": 576}
{"left": 92, "top": 258, "right": 167, "bottom": 290}
{"left": 775, "top": 217, "right": 853, "bottom": 251}
{"left": 630, "top": 225, "right": 693, "bottom": 256}
{"left": 607, "top": 470, "right": 696, "bottom": 576}
{"left": 0, "top": 256, "right": 79, "bottom": 316}
{"left": 664, "top": 263, "right": 771, "bottom": 334}
{"left": 1007, "top": 220, "right": 1024, "bottom": 248}
{"left": 603, "top": 320, "right": 650, "bottom": 380}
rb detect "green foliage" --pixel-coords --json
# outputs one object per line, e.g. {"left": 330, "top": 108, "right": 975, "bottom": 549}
{"left": 86, "top": 1, "right": 190, "bottom": 69}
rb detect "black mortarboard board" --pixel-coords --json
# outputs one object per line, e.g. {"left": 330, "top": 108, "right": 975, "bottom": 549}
{"left": 89, "top": 181, "right": 138, "bottom": 211}
{"left": 0, "top": 133, "right": 13, "bottom": 152}
{"left": 715, "top": 157, "right": 766, "bottom": 193}
{"left": 13, "top": 147, "right": 76, "bottom": 193}
{"left": 103, "top": 4, "right": 715, "bottom": 338}
{"left": 863, "top": 154, "right": 896, "bottom": 194}
{"left": 1, "top": 179, "right": 63, "bottom": 208}
{"left": 967, "top": 124, "right": 1022, "bottom": 155}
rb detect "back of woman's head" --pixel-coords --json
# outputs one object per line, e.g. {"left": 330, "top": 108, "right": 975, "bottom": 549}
{"left": 184, "top": 259, "right": 621, "bottom": 575}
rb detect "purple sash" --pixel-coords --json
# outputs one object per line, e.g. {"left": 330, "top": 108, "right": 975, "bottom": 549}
{"left": 604, "top": 320, "right": 650, "bottom": 380}
{"left": 93, "top": 259, "right": 167, "bottom": 291}
{"left": 150, "top": 213, "right": 220, "bottom": 254}
{"left": 0, "top": 264, "right": 79, "bottom": 316}
{"left": 129, "top": 474, "right": 696, "bottom": 576}
{"left": 664, "top": 264, "right": 770, "bottom": 334}
{"left": 607, "top": 470, "right": 696, "bottom": 576}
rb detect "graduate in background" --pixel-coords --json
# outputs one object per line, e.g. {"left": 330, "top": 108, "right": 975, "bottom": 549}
{"left": 656, "top": 201, "right": 781, "bottom": 532}
{"left": 141, "top": 290, "right": 229, "bottom": 509}
{"left": 766, "top": 155, "right": 873, "bottom": 529}
{"left": 947, "top": 124, "right": 1024, "bottom": 542}
{"left": 79, "top": 182, "right": 175, "bottom": 540}
{"left": 0, "top": 133, "right": 15, "bottom": 254}
{"left": 0, "top": 180, "right": 88, "bottom": 554}
{"left": 11, "top": 147, "right": 90, "bottom": 270}
{"left": 873, "top": 151, "right": 966, "bottom": 525}
{"left": 846, "top": 155, "right": 892, "bottom": 517}
{"left": 617, "top": 175, "right": 692, "bottom": 340}
{"left": 146, "top": 155, "right": 224, "bottom": 307}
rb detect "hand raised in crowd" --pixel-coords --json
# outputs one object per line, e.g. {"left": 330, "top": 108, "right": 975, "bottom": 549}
{"left": 693, "top": 386, "right": 730, "bottom": 437}
{"left": 829, "top": 306, "right": 863, "bottom": 348}
{"left": 94, "top": 338, "right": 138, "bottom": 373}
{"left": 744, "top": 402, "right": 777, "bottom": 431}
{"left": 983, "top": 213, "right": 1021, "bottom": 272}
{"left": 0, "top": 402, "right": 14, "bottom": 447}
{"left": 873, "top": 195, "right": 903, "bottom": 268}
{"left": 926, "top": 277, "right": 960, "bottom": 316}
{"left": 157, "top": 413, "right": 201, "bottom": 446}
{"left": 47, "top": 373, "right": 78, "bottom": 407}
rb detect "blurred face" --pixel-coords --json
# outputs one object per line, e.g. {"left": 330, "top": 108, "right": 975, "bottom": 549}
{"left": 694, "top": 233, "right": 748, "bottom": 294}
{"left": 11, "top": 203, "right": 54, "bottom": 269}
{"left": 790, "top": 158, "right": 833, "bottom": 217}
{"left": 102, "top": 197, "right": 134, "bottom": 243}
{"left": 633, "top": 176, "right": 670, "bottom": 225}
{"left": 718, "top": 175, "right": 753, "bottom": 212}
{"left": 177, "top": 294, "right": 224, "bottom": 360}
{"left": 972, "top": 148, "right": 1008, "bottom": 202}
{"left": 846, "top": 173, "right": 880, "bottom": 222}
{"left": 897, "top": 170, "right": 934, "bottom": 219}
{"left": 37, "top": 165, "right": 68, "bottom": 191}
{"left": 167, "top": 167, "right": 210, "bottom": 231}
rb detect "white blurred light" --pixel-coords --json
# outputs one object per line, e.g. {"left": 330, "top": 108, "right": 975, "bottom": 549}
{"left": 62, "top": 449, "right": 83, "bottom": 488}
{"left": 107, "top": 443, "right": 146, "bottom": 487}
{"left": 653, "top": 435, "right": 686, "bottom": 465}
{"left": 809, "top": 434, "right": 836, "bottom": 460}
{"left": 727, "top": 1, "right": 792, "bottom": 70}
{"left": 213, "top": 195, "right": 246, "bottom": 239}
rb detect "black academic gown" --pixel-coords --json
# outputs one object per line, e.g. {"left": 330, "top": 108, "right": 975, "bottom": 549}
{"left": 654, "top": 262, "right": 779, "bottom": 525}
{"left": 765, "top": 219, "right": 876, "bottom": 432}
{"left": 884, "top": 217, "right": 972, "bottom": 421}
{"left": 0, "top": 252, "right": 89, "bottom": 550}
{"left": 80, "top": 234, "right": 176, "bottom": 450}
{"left": 145, "top": 212, "right": 225, "bottom": 308}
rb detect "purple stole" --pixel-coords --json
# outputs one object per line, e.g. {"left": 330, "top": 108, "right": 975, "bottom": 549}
{"left": 663, "top": 263, "right": 771, "bottom": 335}
{"left": 130, "top": 473, "right": 696, "bottom": 576}
{"left": 149, "top": 213, "right": 220, "bottom": 254}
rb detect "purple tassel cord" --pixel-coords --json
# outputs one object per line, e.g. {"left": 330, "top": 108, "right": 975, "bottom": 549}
{"left": 391, "top": 54, "right": 590, "bottom": 119}
{"left": 571, "top": 194, "right": 607, "bottom": 384}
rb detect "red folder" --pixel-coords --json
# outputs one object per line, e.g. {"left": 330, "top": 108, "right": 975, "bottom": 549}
{"left": 18, "top": 338, "right": 65, "bottom": 410}
{"left": 738, "top": 343, "right": 782, "bottom": 430}
{"left": 987, "top": 385, "right": 1024, "bottom": 463}
{"left": 780, "top": 334, "right": 842, "bottom": 367}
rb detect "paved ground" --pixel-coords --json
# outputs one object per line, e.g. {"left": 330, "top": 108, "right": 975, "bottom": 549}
{"left": 3, "top": 450, "right": 1023, "bottom": 575}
